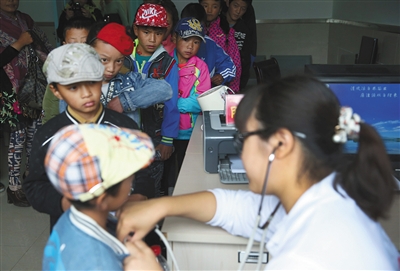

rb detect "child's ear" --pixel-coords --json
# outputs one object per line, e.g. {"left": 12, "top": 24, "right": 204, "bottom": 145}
{"left": 96, "top": 193, "right": 110, "bottom": 211}
{"left": 49, "top": 84, "right": 64, "bottom": 101}
{"left": 133, "top": 25, "right": 139, "bottom": 37}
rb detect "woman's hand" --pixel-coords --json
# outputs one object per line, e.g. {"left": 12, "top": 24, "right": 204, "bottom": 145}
{"left": 117, "top": 199, "right": 165, "bottom": 243}
{"left": 124, "top": 240, "right": 162, "bottom": 271}
{"left": 11, "top": 32, "right": 33, "bottom": 51}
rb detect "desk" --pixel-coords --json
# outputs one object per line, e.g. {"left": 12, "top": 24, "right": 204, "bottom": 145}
{"left": 162, "top": 117, "right": 265, "bottom": 270}
{"left": 162, "top": 117, "right": 400, "bottom": 270}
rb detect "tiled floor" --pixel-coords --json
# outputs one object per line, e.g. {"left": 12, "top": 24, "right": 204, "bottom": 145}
{"left": 0, "top": 133, "right": 49, "bottom": 271}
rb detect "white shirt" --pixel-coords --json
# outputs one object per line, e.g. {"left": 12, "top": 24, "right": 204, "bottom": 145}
{"left": 208, "top": 173, "right": 399, "bottom": 270}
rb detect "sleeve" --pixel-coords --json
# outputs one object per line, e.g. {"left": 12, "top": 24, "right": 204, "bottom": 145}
{"left": 227, "top": 28, "right": 241, "bottom": 92}
{"left": 42, "top": 86, "right": 60, "bottom": 125}
{"left": 118, "top": 72, "right": 173, "bottom": 112}
{"left": 196, "top": 61, "right": 211, "bottom": 94}
{"left": 207, "top": 189, "right": 284, "bottom": 241}
{"left": 160, "top": 65, "right": 180, "bottom": 145}
{"left": 213, "top": 42, "right": 236, "bottom": 84}
{"left": 23, "top": 129, "right": 64, "bottom": 217}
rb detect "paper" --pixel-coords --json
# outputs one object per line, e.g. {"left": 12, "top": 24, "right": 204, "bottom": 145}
{"left": 229, "top": 155, "right": 246, "bottom": 173}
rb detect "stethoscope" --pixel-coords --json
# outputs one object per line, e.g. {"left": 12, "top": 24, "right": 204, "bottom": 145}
{"left": 237, "top": 143, "right": 282, "bottom": 271}
{"left": 152, "top": 144, "right": 283, "bottom": 271}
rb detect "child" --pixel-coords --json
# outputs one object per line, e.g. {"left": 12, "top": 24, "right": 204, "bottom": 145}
{"left": 57, "top": 0, "right": 103, "bottom": 42}
{"left": 181, "top": 3, "right": 236, "bottom": 87}
{"left": 42, "top": 124, "right": 154, "bottom": 270}
{"left": 42, "top": 18, "right": 93, "bottom": 125}
{"left": 165, "top": 17, "right": 211, "bottom": 195}
{"left": 131, "top": 3, "right": 180, "bottom": 197}
{"left": 23, "top": 43, "right": 159, "bottom": 230}
{"left": 199, "top": 0, "right": 241, "bottom": 92}
{"left": 160, "top": 0, "right": 179, "bottom": 54}
{"left": 225, "top": 0, "right": 256, "bottom": 90}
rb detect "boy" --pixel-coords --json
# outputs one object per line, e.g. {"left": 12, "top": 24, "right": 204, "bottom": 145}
{"left": 165, "top": 17, "right": 211, "bottom": 195}
{"left": 181, "top": 3, "right": 236, "bottom": 88}
{"left": 225, "top": 0, "right": 255, "bottom": 90}
{"left": 130, "top": 3, "right": 179, "bottom": 196}
{"left": 23, "top": 43, "right": 160, "bottom": 230}
{"left": 42, "top": 124, "right": 154, "bottom": 270}
{"left": 42, "top": 18, "right": 93, "bottom": 124}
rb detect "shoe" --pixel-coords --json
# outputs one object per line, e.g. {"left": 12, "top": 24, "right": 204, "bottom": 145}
{"left": 0, "top": 182, "right": 5, "bottom": 193}
{"left": 7, "top": 187, "right": 31, "bottom": 207}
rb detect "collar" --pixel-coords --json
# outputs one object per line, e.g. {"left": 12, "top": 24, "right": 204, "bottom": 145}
{"left": 69, "top": 206, "right": 130, "bottom": 255}
{"left": 67, "top": 104, "right": 104, "bottom": 124}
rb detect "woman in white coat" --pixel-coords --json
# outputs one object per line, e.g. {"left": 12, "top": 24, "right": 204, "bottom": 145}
{"left": 118, "top": 75, "right": 399, "bottom": 270}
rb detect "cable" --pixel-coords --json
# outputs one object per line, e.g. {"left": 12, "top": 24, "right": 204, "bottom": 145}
{"left": 154, "top": 225, "right": 180, "bottom": 271}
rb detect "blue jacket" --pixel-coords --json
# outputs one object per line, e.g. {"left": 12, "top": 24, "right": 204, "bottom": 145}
{"left": 197, "top": 35, "right": 236, "bottom": 85}
{"left": 128, "top": 41, "right": 179, "bottom": 146}
{"left": 101, "top": 71, "right": 173, "bottom": 125}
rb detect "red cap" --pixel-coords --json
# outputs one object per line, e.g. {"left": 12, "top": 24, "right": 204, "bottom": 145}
{"left": 134, "top": 3, "right": 169, "bottom": 28}
{"left": 150, "top": 245, "right": 161, "bottom": 256}
{"left": 97, "top": 23, "right": 134, "bottom": 56}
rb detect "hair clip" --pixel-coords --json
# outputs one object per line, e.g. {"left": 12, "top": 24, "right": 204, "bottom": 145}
{"left": 332, "top": 106, "right": 361, "bottom": 144}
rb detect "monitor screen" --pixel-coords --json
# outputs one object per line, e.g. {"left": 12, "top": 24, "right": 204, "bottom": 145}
{"left": 326, "top": 82, "right": 400, "bottom": 155}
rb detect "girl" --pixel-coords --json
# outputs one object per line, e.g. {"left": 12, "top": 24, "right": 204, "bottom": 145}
{"left": 199, "top": 0, "right": 241, "bottom": 92}
{"left": 164, "top": 17, "right": 211, "bottom": 195}
{"left": 118, "top": 75, "right": 399, "bottom": 270}
{"left": 57, "top": 0, "right": 103, "bottom": 42}
{"left": 160, "top": 0, "right": 179, "bottom": 54}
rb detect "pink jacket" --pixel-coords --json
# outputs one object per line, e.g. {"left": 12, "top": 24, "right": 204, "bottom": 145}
{"left": 205, "top": 17, "right": 241, "bottom": 92}
{"left": 171, "top": 52, "right": 211, "bottom": 130}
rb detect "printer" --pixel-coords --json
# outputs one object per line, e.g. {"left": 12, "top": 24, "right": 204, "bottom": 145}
{"left": 202, "top": 110, "right": 248, "bottom": 184}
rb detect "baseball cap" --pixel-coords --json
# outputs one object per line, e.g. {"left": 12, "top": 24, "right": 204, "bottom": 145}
{"left": 44, "top": 124, "right": 155, "bottom": 202}
{"left": 175, "top": 17, "right": 205, "bottom": 43}
{"left": 134, "top": 3, "right": 169, "bottom": 28}
{"left": 97, "top": 23, "right": 134, "bottom": 56}
{"left": 43, "top": 43, "right": 104, "bottom": 85}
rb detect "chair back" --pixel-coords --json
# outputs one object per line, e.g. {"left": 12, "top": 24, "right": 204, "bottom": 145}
{"left": 253, "top": 57, "right": 281, "bottom": 85}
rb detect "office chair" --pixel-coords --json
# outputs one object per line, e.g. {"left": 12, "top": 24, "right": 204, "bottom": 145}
{"left": 253, "top": 57, "right": 281, "bottom": 85}
{"left": 270, "top": 55, "right": 312, "bottom": 77}
{"left": 356, "top": 36, "right": 378, "bottom": 64}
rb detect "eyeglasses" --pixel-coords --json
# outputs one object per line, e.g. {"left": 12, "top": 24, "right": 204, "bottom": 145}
{"left": 233, "top": 129, "right": 271, "bottom": 154}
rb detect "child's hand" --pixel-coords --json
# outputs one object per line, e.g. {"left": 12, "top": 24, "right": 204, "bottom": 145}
{"left": 107, "top": 97, "right": 123, "bottom": 113}
{"left": 211, "top": 74, "right": 224, "bottom": 86}
{"left": 124, "top": 240, "right": 162, "bottom": 271}
{"left": 156, "top": 144, "right": 173, "bottom": 161}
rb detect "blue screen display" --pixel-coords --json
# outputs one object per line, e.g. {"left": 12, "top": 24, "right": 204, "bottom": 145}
{"left": 326, "top": 83, "right": 400, "bottom": 155}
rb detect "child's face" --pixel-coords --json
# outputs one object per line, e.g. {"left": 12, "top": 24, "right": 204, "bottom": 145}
{"left": 133, "top": 26, "right": 166, "bottom": 56}
{"left": 164, "top": 11, "right": 173, "bottom": 39}
{"left": 50, "top": 81, "right": 102, "bottom": 120}
{"left": 63, "top": 28, "right": 89, "bottom": 44}
{"left": 93, "top": 40, "right": 124, "bottom": 82}
{"left": 227, "top": 0, "right": 247, "bottom": 22}
{"left": 200, "top": 0, "right": 221, "bottom": 23}
{"left": 175, "top": 36, "right": 202, "bottom": 64}
{"left": 108, "top": 175, "right": 134, "bottom": 211}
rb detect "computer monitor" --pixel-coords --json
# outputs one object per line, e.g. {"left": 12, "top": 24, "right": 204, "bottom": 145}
{"left": 325, "top": 81, "right": 399, "bottom": 157}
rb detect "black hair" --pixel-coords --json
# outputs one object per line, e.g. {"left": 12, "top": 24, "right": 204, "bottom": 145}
{"left": 86, "top": 21, "right": 110, "bottom": 46}
{"left": 63, "top": 17, "right": 94, "bottom": 40}
{"left": 198, "top": 0, "right": 230, "bottom": 36}
{"left": 228, "top": 0, "right": 252, "bottom": 5}
{"left": 235, "top": 75, "right": 397, "bottom": 221}
{"left": 181, "top": 3, "right": 207, "bottom": 24}
{"left": 159, "top": 0, "right": 179, "bottom": 32}
{"left": 70, "top": 179, "right": 125, "bottom": 210}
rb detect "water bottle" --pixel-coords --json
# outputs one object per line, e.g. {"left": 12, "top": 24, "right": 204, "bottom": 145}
{"left": 151, "top": 245, "right": 169, "bottom": 271}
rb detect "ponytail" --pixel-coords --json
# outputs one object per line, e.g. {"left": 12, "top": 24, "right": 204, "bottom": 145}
{"left": 335, "top": 122, "right": 397, "bottom": 221}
